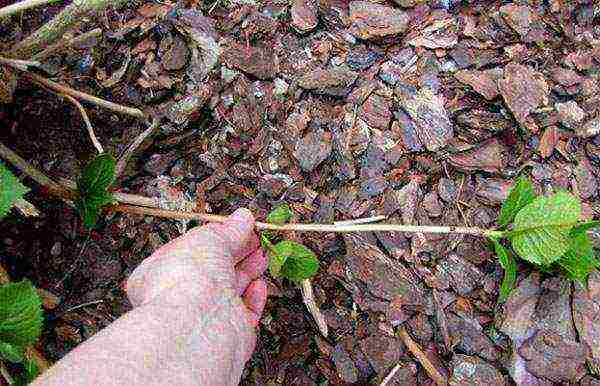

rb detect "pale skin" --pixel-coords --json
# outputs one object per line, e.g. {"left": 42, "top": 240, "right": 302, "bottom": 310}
{"left": 33, "top": 209, "right": 267, "bottom": 386}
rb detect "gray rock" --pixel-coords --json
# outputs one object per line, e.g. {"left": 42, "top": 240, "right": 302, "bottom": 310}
{"left": 449, "top": 355, "right": 506, "bottom": 386}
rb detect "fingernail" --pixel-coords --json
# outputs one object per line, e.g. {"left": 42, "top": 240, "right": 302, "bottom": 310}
{"left": 229, "top": 208, "right": 253, "bottom": 223}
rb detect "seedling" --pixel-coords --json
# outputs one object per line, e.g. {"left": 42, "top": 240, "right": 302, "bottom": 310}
{"left": 261, "top": 204, "right": 319, "bottom": 283}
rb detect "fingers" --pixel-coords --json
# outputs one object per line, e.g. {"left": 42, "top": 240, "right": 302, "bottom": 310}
{"left": 235, "top": 249, "right": 268, "bottom": 295}
{"left": 242, "top": 279, "right": 267, "bottom": 326}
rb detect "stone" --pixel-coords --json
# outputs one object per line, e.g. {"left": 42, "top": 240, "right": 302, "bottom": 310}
{"left": 293, "top": 128, "right": 332, "bottom": 172}
{"left": 454, "top": 69, "right": 500, "bottom": 100}
{"left": 331, "top": 343, "right": 359, "bottom": 383}
{"left": 291, "top": 0, "right": 318, "bottom": 33}
{"left": 397, "top": 87, "right": 454, "bottom": 152}
{"left": 348, "top": 2, "right": 409, "bottom": 40}
{"left": 222, "top": 42, "right": 277, "bottom": 80}
{"left": 297, "top": 67, "right": 358, "bottom": 97}
{"left": 160, "top": 35, "right": 189, "bottom": 71}
{"left": 500, "top": 4, "right": 533, "bottom": 38}
{"left": 359, "top": 335, "right": 404, "bottom": 374}
{"left": 449, "top": 355, "right": 506, "bottom": 386}
{"left": 578, "top": 116, "right": 600, "bottom": 138}
{"left": 573, "top": 272, "right": 600, "bottom": 374}
{"left": 498, "top": 64, "right": 549, "bottom": 130}
{"left": 448, "top": 139, "right": 507, "bottom": 173}
{"left": 555, "top": 101, "right": 585, "bottom": 129}
{"left": 518, "top": 331, "right": 586, "bottom": 383}
{"left": 447, "top": 312, "right": 500, "bottom": 362}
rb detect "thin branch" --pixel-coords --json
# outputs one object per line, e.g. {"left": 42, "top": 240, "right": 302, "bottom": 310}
{"left": 0, "top": 363, "right": 13, "bottom": 385}
{"left": 334, "top": 215, "right": 387, "bottom": 225}
{"left": 33, "top": 28, "right": 102, "bottom": 61}
{"left": 379, "top": 363, "right": 402, "bottom": 386}
{"left": 0, "top": 56, "right": 40, "bottom": 71}
{"left": 398, "top": 326, "right": 448, "bottom": 386}
{"left": 0, "top": 0, "right": 56, "bottom": 18}
{"left": 10, "top": 0, "right": 130, "bottom": 59}
{"left": 0, "top": 142, "right": 68, "bottom": 196}
{"left": 62, "top": 94, "right": 104, "bottom": 154}
{"left": 115, "top": 118, "right": 160, "bottom": 177}
{"left": 112, "top": 204, "right": 502, "bottom": 237}
{"left": 300, "top": 279, "right": 328, "bottom": 338}
{"left": 61, "top": 299, "right": 103, "bottom": 315}
{"left": 14, "top": 198, "right": 40, "bottom": 217}
{"left": 24, "top": 72, "right": 146, "bottom": 119}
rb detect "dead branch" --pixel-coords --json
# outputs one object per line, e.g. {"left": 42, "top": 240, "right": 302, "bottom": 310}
{"left": 115, "top": 118, "right": 160, "bottom": 177}
{"left": 0, "top": 0, "right": 56, "bottom": 19}
{"left": 10, "top": 0, "right": 130, "bottom": 59}
{"left": 398, "top": 327, "right": 448, "bottom": 386}
{"left": 33, "top": 28, "right": 102, "bottom": 61}
{"left": 62, "top": 94, "right": 104, "bottom": 154}
{"left": 0, "top": 56, "right": 40, "bottom": 71}
{"left": 24, "top": 72, "right": 146, "bottom": 119}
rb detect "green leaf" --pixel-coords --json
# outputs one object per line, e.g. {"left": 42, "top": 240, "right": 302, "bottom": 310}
{"left": 493, "top": 240, "right": 517, "bottom": 303}
{"left": 0, "top": 341, "right": 24, "bottom": 363}
{"left": 266, "top": 204, "right": 292, "bottom": 225}
{"left": 0, "top": 162, "right": 30, "bottom": 219}
{"left": 0, "top": 280, "right": 43, "bottom": 348}
{"left": 76, "top": 191, "right": 115, "bottom": 229}
{"left": 77, "top": 153, "right": 116, "bottom": 197}
{"left": 76, "top": 154, "right": 117, "bottom": 229}
{"left": 498, "top": 176, "right": 535, "bottom": 228}
{"left": 268, "top": 240, "right": 319, "bottom": 282}
{"left": 557, "top": 231, "right": 600, "bottom": 283}
{"left": 511, "top": 191, "right": 581, "bottom": 265}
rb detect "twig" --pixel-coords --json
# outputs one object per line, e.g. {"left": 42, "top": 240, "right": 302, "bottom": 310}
{"left": 379, "top": 363, "right": 402, "bottom": 386}
{"left": 33, "top": 28, "right": 102, "bottom": 61}
{"left": 10, "top": 0, "right": 130, "bottom": 59}
{"left": 61, "top": 299, "right": 103, "bottom": 315}
{"left": 300, "top": 279, "right": 328, "bottom": 338}
{"left": 0, "top": 142, "right": 68, "bottom": 196}
{"left": 0, "top": 363, "right": 13, "bottom": 385}
{"left": 113, "top": 204, "right": 502, "bottom": 237}
{"left": 334, "top": 215, "right": 387, "bottom": 226}
{"left": 0, "top": 0, "right": 56, "bottom": 19}
{"left": 398, "top": 326, "right": 448, "bottom": 386}
{"left": 62, "top": 94, "right": 104, "bottom": 154}
{"left": 0, "top": 56, "right": 40, "bottom": 71}
{"left": 14, "top": 198, "right": 40, "bottom": 217}
{"left": 115, "top": 118, "right": 159, "bottom": 177}
{"left": 23, "top": 72, "right": 146, "bottom": 119}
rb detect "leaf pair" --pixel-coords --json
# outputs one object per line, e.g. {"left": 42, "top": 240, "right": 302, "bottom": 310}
{"left": 0, "top": 162, "right": 30, "bottom": 219}
{"left": 493, "top": 177, "right": 600, "bottom": 301}
{"left": 75, "top": 153, "right": 117, "bottom": 228}
{"left": 262, "top": 204, "right": 319, "bottom": 283}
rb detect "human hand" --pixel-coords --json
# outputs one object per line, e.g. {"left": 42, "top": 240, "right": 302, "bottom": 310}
{"left": 126, "top": 208, "right": 268, "bottom": 385}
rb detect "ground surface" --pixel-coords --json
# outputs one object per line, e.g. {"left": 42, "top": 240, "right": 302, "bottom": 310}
{"left": 1, "top": 0, "right": 600, "bottom": 385}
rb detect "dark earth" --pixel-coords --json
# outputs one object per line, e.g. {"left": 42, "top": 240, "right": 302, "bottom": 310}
{"left": 1, "top": 0, "right": 600, "bottom": 385}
